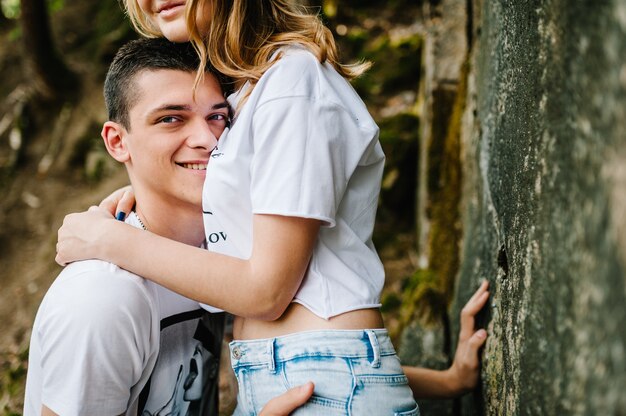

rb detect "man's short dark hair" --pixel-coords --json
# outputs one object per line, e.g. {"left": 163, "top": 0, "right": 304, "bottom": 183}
{"left": 104, "top": 38, "right": 221, "bottom": 130}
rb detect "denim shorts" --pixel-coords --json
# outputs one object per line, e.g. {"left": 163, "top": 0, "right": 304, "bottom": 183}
{"left": 229, "top": 329, "right": 419, "bottom": 416}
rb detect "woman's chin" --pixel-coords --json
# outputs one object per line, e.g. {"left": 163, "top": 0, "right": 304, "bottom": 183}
{"left": 160, "top": 24, "right": 191, "bottom": 43}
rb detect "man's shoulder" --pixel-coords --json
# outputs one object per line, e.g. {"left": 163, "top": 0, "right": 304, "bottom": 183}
{"left": 40, "top": 260, "right": 155, "bottom": 329}
{"left": 28, "top": 265, "right": 160, "bottom": 416}
{"left": 55, "top": 259, "right": 147, "bottom": 293}
{"left": 59, "top": 258, "right": 136, "bottom": 277}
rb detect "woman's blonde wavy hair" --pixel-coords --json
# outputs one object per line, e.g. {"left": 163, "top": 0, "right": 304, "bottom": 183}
{"left": 123, "top": 0, "right": 370, "bottom": 106}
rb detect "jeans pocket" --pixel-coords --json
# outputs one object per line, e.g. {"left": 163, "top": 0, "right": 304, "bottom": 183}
{"left": 394, "top": 403, "right": 420, "bottom": 416}
{"left": 281, "top": 356, "right": 354, "bottom": 403}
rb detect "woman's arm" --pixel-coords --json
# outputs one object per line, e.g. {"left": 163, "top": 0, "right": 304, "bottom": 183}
{"left": 56, "top": 207, "right": 320, "bottom": 320}
{"left": 403, "top": 280, "right": 489, "bottom": 399}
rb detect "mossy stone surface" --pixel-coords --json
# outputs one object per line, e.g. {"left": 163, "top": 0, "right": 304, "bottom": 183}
{"left": 455, "top": 0, "right": 626, "bottom": 414}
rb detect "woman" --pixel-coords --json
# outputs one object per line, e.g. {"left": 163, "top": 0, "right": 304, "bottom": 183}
{"left": 56, "top": 1, "right": 489, "bottom": 414}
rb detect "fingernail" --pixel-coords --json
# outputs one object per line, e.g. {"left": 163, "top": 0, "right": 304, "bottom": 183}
{"left": 477, "top": 329, "right": 487, "bottom": 338}
{"left": 116, "top": 212, "right": 126, "bottom": 221}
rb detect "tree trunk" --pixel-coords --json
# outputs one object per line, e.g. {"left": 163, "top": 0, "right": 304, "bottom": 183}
{"left": 19, "top": 0, "right": 78, "bottom": 100}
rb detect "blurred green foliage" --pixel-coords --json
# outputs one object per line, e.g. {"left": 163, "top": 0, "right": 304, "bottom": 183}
{"left": 47, "top": 0, "right": 63, "bottom": 13}
{"left": 0, "top": 0, "right": 19, "bottom": 19}
{"left": 0, "top": 348, "right": 28, "bottom": 416}
{"left": 0, "top": 2, "right": 424, "bottom": 413}
{"left": 352, "top": 34, "right": 422, "bottom": 103}
{"left": 323, "top": 1, "right": 422, "bottom": 233}
{"left": 1, "top": 0, "right": 65, "bottom": 19}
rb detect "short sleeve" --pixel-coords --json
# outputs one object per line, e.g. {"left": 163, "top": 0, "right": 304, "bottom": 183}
{"left": 250, "top": 96, "right": 375, "bottom": 227}
{"left": 37, "top": 266, "right": 156, "bottom": 415}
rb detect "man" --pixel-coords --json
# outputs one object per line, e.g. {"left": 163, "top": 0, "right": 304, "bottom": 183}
{"left": 24, "top": 38, "right": 312, "bottom": 416}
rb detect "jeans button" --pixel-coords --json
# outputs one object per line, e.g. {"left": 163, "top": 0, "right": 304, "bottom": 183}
{"left": 232, "top": 346, "right": 242, "bottom": 359}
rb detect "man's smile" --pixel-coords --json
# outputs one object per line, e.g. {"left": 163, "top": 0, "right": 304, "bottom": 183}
{"left": 176, "top": 162, "right": 208, "bottom": 170}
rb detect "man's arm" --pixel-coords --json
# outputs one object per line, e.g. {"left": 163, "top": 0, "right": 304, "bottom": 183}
{"left": 35, "top": 266, "right": 156, "bottom": 415}
{"left": 41, "top": 405, "right": 56, "bottom": 416}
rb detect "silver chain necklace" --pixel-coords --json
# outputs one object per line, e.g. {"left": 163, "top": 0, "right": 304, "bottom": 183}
{"left": 136, "top": 215, "right": 148, "bottom": 231}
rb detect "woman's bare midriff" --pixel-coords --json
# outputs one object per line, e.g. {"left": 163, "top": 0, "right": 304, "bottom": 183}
{"left": 233, "top": 303, "right": 384, "bottom": 340}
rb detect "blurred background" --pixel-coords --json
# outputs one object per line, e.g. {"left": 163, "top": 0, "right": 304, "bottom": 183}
{"left": 0, "top": 0, "right": 423, "bottom": 413}
{"left": 1, "top": 0, "right": 625, "bottom": 415}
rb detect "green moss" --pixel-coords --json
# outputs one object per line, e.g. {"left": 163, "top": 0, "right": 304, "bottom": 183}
{"left": 401, "top": 60, "right": 469, "bottom": 328}
{"left": 427, "top": 61, "right": 468, "bottom": 298}
{"left": 400, "top": 268, "right": 447, "bottom": 326}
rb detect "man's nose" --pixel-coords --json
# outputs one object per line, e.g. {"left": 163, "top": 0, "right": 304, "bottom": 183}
{"left": 186, "top": 120, "right": 218, "bottom": 151}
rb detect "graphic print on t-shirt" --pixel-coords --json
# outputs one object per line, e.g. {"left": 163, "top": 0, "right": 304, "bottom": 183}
{"left": 138, "top": 310, "right": 224, "bottom": 416}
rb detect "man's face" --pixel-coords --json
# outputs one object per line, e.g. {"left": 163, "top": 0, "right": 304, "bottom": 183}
{"left": 121, "top": 69, "right": 228, "bottom": 211}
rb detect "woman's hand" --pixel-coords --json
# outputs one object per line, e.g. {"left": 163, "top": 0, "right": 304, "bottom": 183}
{"left": 446, "top": 279, "right": 490, "bottom": 394}
{"left": 56, "top": 185, "right": 135, "bottom": 266}
{"left": 55, "top": 206, "right": 118, "bottom": 266}
{"left": 403, "top": 280, "right": 490, "bottom": 399}
{"left": 99, "top": 185, "right": 135, "bottom": 219}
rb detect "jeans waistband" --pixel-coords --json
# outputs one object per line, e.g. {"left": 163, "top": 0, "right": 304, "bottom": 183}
{"left": 229, "top": 329, "right": 395, "bottom": 370}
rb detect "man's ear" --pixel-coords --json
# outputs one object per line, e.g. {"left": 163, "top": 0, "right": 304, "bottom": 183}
{"left": 101, "top": 121, "right": 130, "bottom": 163}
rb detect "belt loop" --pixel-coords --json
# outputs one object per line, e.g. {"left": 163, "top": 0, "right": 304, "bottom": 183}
{"left": 267, "top": 338, "right": 277, "bottom": 373}
{"left": 366, "top": 330, "right": 381, "bottom": 368}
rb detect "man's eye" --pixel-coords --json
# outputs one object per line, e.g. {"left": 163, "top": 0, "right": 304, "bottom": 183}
{"left": 208, "top": 113, "right": 230, "bottom": 127}
{"left": 208, "top": 113, "right": 227, "bottom": 121}
{"left": 159, "top": 116, "right": 181, "bottom": 123}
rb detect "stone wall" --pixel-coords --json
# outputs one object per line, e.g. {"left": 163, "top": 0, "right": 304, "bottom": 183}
{"left": 401, "top": 0, "right": 626, "bottom": 414}
{"left": 454, "top": 0, "right": 626, "bottom": 414}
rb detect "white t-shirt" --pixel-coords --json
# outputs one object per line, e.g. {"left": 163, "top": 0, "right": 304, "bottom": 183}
{"left": 202, "top": 47, "right": 385, "bottom": 319}
{"left": 24, "top": 214, "right": 224, "bottom": 416}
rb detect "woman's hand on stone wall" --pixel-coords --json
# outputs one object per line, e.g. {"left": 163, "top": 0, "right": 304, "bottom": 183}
{"left": 447, "top": 279, "right": 490, "bottom": 394}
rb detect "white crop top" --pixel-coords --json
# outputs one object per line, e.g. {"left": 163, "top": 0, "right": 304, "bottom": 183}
{"left": 202, "top": 47, "right": 385, "bottom": 319}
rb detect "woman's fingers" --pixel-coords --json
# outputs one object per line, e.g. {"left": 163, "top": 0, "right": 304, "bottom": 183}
{"left": 117, "top": 189, "right": 135, "bottom": 218}
{"left": 459, "top": 280, "right": 489, "bottom": 341}
{"left": 468, "top": 329, "right": 488, "bottom": 351}
{"left": 448, "top": 281, "right": 491, "bottom": 394}
{"left": 55, "top": 207, "right": 115, "bottom": 266}
{"left": 99, "top": 185, "right": 134, "bottom": 217}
